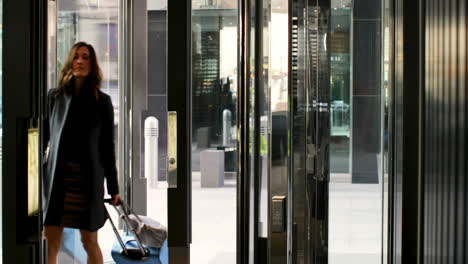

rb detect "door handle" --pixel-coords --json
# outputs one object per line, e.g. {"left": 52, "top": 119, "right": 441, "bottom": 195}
{"left": 168, "top": 111, "right": 177, "bottom": 188}
{"left": 28, "top": 126, "right": 40, "bottom": 216}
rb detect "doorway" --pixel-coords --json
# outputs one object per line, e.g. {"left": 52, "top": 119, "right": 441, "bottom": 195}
{"left": 1, "top": 0, "right": 393, "bottom": 263}
{"left": 45, "top": 0, "right": 242, "bottom": 263}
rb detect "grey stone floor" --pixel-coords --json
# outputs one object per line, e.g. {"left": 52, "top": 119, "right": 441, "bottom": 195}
{"left": 0, "top": 172, "right": 386, "bottom": 264}
{"left": 101, "top": 173, "right": 385, "bottom": 264}
{"left": 329, "top": 182, "right": 387, "bottom": 264}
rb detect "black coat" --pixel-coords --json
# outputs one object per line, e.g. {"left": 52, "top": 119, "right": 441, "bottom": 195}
{"left": 43, "top": 86, "right": 119, "bottom": 232}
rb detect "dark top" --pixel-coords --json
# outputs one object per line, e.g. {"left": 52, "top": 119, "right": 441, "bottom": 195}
{"left": 61, "top": 90, "right": 94, "bottom": 162}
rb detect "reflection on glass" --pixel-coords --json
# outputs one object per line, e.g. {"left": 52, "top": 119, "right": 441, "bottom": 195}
{"left": 248, "top": 0, "right": 256, "bottom": 261}
{"left": 328, "top": 0, "right": 385, "bottom": 263}
{"left": 290, "top": 0, "right": 387, "bottom": 263}
{"left": 290, "top": 0, "right": 308, "bottom": 261}
{"left": 55, "top": 0, "right": 121, "bottom": 262}
{"left": 258, "top": 0, "right": 271, "bottom": 240}
{"left": 145, "top": 1, "right": 168, "bottom": 234}
{"left": 382, "top": 0, "right": 392, "bottom": 262}
{"left": 270, "top": 2, "right": 289, "bottom": 114}
{"left": 329, "top": 7, "right": 351, "bottom": 175}
{"left": 191, "top": 2, "right": 237, "bottom": 263}
{"left": 269, "top": 0, "right": 288, "bottom": 262}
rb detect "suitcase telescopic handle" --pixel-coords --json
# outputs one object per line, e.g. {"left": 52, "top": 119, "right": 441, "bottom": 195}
{"left": 104, "top": 199, "right": 148, "bottom": 259}
{"left": 104, "top": 205, "right": 129, "bottom": 256}
{"left": 105, "top": 199, "right": 145, "bottom": 224}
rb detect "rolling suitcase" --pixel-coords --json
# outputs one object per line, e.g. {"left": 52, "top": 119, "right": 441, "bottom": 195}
{"left": 104, "top": 199, "right": 168, "bottom": 264}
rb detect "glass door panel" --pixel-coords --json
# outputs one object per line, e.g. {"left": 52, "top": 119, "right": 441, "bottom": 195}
{"left": 191, "top": 2, "right": 238, "bottom": 263}
{"left": 258, "top": 0, "right": 271, "bottom": 243}
{"left": 327, "top": 0, "right": 389, "bottom": 262}
{"left": 140, "top": 2, "right": 169, "bottom": 258}
{"left": 289, "top": 0, "right": 331, "bottom": 262}
{"left": 145, "top": 0, "right": 168, "bottom": 231}
{"left": 269, "top": 0, "right": 289, "bottom": 262}
{"left": 289, "top": 0, "right": 389, "bottom": 263}
{"left": 50, "top": 0, "right": 123, "bottom": 262}
{"left": 50, "top": 0, "right": 191, "bottom": 262}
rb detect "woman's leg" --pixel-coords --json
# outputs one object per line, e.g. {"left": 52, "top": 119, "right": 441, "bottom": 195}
{"left": 44, "top": 225, "right": 64, "bottom": 264}
{"left": 80, "top": 229, "right": 103, "bottom": 264}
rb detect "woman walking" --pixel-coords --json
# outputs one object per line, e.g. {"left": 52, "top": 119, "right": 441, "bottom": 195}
{"left": 43, "top": 42, "right": 120, "bottom": 264}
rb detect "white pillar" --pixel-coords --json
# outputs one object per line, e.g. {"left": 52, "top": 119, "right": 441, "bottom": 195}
{"left": 144, "top": 116, "right": 159, "bottom": 189}
{"left": 223, "top": 109, "right": 232, "bottom": 146}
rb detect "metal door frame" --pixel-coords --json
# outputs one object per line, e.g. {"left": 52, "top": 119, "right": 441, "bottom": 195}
{"left": 238, "top": 0, "right": 272, "bottom": 262}
{"left": 167, "top": 0, "right": 192, "bottom": 262}
{"left": 2, "top": 0, "right": 48, "bottom": 262}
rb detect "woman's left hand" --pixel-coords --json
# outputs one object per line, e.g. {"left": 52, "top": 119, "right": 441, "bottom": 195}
{"left": 110, "top": 194, "right": 121, "bottom": 205}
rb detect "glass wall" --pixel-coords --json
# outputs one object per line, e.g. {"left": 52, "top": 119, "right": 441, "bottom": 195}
{"left": 269, "top": 0, "right": 289, "bottom": 262}
{"left": 258, "top": 0, "right": 271, "bottom": 241}
{"left": 289, "top": 0, "right": 389, "bottom": 262}
{"left": 328, "top": 0, "right": 388, "bottom": 262}
{"left": 146, "top": 0, "right": 168, "bottom": 241}
{"left": 191, "top": 1, "right": 238, "bottom": 263}
{"left": 52, "top": 0, "right": 122, "bottom": 262}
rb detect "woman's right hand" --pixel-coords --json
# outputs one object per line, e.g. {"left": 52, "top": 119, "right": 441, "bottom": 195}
{"left": 110, "top": 194, "right": 121, "bottom": 206}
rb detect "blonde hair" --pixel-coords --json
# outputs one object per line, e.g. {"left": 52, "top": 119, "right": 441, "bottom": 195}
{"left": 57, "top": 42, "right": 102, "bottom": 98}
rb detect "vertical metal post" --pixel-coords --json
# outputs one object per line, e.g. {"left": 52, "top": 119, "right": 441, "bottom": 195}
{"left": 238, "top": 0, "right": 251, "bottom": 262}
{"left": 2, "top": 0, "right": 47, "bottom": 262}
{"left": 167, "top": 0, "right": 192, "bottom": 262}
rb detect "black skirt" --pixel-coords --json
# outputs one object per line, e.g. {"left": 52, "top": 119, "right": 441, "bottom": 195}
{"left": 44, "top": 161, "right": 89, "bottom": 230}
